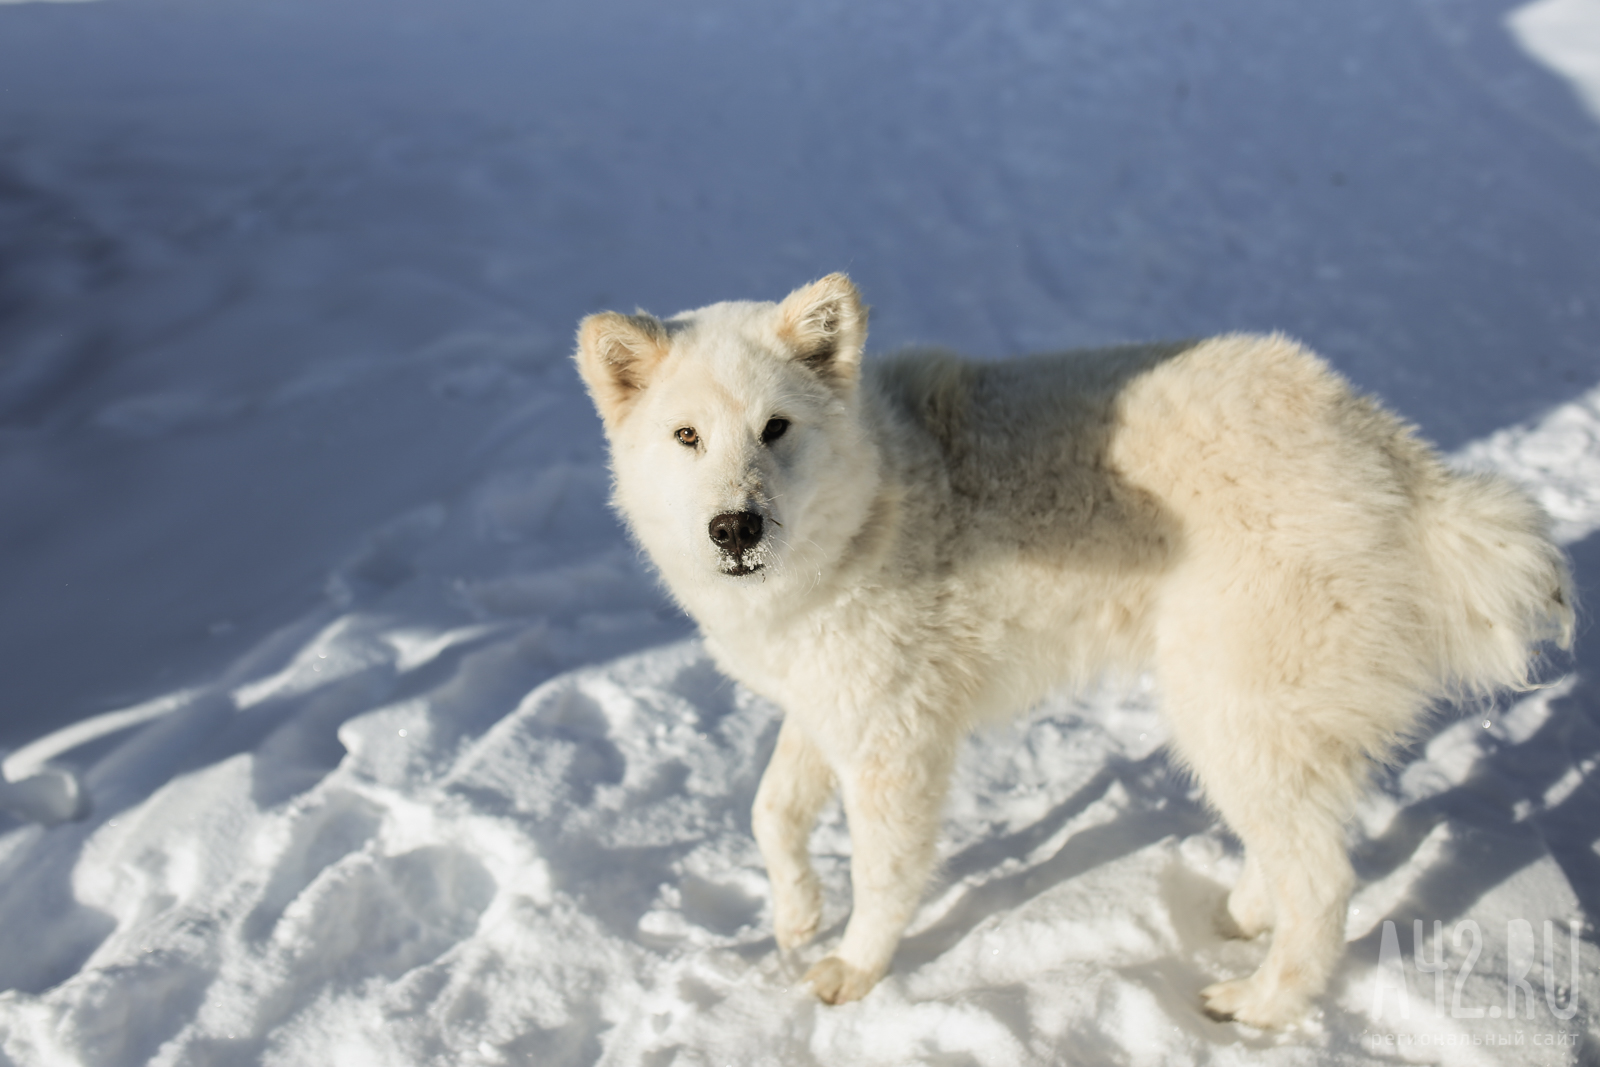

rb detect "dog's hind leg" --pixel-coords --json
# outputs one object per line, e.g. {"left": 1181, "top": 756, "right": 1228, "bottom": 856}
{"left": 753, "top": 717, "right": 835, "bottom": 950}
{"left": 1165, "top": 677, "right": 1362, "bottom": 1028}
{"left": 805, "top": 731, "right": 957, "bottom": 1005}
{"left": 1199, "top": 798, "right": 1354, "bottom": 1028}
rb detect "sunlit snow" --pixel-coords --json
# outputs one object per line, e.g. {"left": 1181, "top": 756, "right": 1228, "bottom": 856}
{"left": 0, "top": 0, "right": 1597, "bottom": 1064}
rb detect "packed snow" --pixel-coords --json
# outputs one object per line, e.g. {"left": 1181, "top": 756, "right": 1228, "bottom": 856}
{"left": 0, "top": 0, "right": 1597, "bottom": 1064}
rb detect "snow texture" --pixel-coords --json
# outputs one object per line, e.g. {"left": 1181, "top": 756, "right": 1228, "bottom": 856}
{"left": 0, "top": 0, "right": 1597, "bottom": 1064}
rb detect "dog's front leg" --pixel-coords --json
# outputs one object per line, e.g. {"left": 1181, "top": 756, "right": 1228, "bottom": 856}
{"left": 753, "top": 717, "right": 835, "bottom": 950}
{"left": 805, "top": 733, "right": 955, "bottom": 1005}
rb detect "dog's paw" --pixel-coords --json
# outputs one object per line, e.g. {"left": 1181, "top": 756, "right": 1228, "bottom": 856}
{"left": 804, "top": 956, "right": 881, "bottom": 1005}
{"left": 1201, "top": 976, "right": 1309, "bottom": 1030}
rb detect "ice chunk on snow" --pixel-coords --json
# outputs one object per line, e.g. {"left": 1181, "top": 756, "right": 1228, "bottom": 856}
{"left": 0, "top": 764, "right": 87, "bottom": 826}
{"left": 1510, "top": 0, "right": 1600, "bottom": 121}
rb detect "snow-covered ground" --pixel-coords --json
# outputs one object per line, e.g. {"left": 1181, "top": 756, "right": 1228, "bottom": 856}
{"left": 0, "top": 0, "right": 1597, "bottom": 1063}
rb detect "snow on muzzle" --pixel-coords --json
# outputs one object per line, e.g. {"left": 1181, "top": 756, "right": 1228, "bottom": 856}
{"left": 707, "top": 509, "right": 765, "bottom": 575}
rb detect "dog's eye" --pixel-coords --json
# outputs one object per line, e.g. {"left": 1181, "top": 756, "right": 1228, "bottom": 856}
{"left": 761, "top": 418, "right": 789, "bottom": 444}
{"left": 675, "top": 427, "right": 699, "bottom": 447}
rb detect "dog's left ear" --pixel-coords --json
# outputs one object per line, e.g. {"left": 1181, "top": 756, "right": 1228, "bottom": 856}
{"left": 775, "top": 273, "right": 868, "bottom": 387}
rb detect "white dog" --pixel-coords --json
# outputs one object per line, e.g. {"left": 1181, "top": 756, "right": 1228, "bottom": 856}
{"left": 575, "top": 274, "right": 1573, "bottom": 1028}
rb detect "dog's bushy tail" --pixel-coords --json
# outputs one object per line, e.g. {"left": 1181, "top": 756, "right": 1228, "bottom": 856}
{"left": 1414, "top": 469, "right": 1575, "bottom": 698}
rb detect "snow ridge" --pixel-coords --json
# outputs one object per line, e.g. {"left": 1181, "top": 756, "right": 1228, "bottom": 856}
{"left": 0, "top": 0, "right": 1597, "bottom": 1062}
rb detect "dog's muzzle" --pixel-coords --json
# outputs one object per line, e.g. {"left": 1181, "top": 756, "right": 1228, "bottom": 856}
{"left": 708, "top": 510, "right": 764, "bottom": 575}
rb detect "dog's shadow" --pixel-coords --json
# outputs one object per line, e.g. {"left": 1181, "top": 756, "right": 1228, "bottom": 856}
{"left": 894, "top": 751, "right": 1212, "bottom": 971}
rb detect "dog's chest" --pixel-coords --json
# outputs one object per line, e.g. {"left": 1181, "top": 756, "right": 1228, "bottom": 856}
{"left": 705, "top": 591, "right": 935, "bottom": 714}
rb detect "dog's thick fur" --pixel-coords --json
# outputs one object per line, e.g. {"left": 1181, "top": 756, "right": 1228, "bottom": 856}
{"left": 575, "top": 274, "right": 1574, "bottom": 1028}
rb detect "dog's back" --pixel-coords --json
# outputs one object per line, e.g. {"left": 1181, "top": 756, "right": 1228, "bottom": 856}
{"left": 866, "top": 342, "right": 1195, "bottom": 579}
{"left": 863, "top": 333, "right": 1573, "bottom": 748}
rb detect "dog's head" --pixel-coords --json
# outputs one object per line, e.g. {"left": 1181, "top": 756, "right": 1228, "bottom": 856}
{"left": 575, "top": 274, "right": 881, "bottom": 600}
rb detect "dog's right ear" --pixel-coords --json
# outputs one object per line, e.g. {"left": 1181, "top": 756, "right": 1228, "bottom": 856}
{"left": 575, "top": 311, "right": 671, "bottom": 427}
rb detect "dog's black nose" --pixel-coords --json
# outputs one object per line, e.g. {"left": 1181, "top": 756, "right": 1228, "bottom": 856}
{"left": 708, "top": 510, "right": 764, "bottom": 557}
